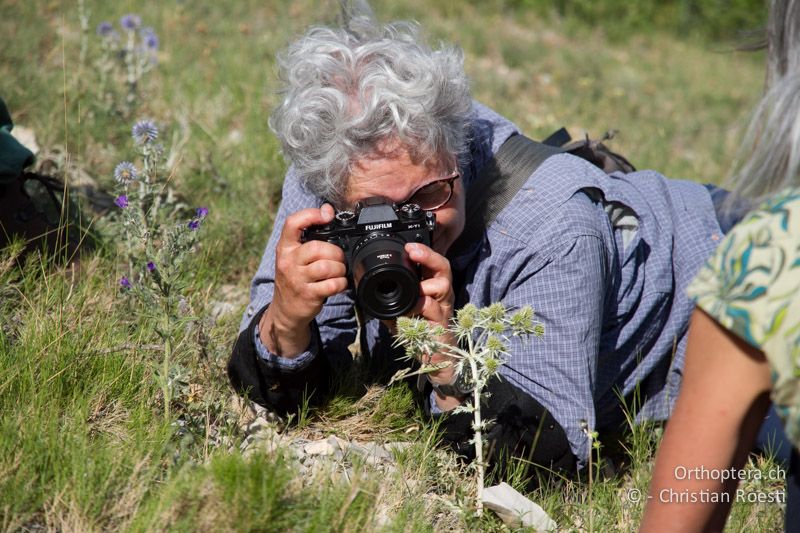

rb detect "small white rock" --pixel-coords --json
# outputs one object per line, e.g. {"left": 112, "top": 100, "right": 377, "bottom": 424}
{"left": 11, "top": 126, "right": 39, "bottom": 154}
{"left": 482, "top": 482, "right": 556, "bottom": 531}
{"left": 383, "top": 441, "right": 412, "bottom": 453}
{"left": 304, "top": 439, "right": 336, "bottom": 456}
{"left": 361, "top": 443, "right": 392, "bottom": 464}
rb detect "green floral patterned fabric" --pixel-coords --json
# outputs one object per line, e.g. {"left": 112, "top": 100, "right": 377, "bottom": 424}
{"left": 688, "top": 187, "right": 800, "bottom": 447}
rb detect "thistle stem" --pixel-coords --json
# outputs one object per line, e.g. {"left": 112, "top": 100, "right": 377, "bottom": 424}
{"left": 470, "top": 356, "right": 485, "bottom": 517}
{"left": 466, "top": 331, "right": 485, "bottom": 516}
{"left": 396, "top": 310, "right": 541, "bottom": 520}
{"left": 163, "top": 332, "right": 171, "bottom": 420}
{"left": 125, "top": 30, "right": 136, "bottom": 107}
{"left": 161, "top": 300, "right": 173, "bottom": 421}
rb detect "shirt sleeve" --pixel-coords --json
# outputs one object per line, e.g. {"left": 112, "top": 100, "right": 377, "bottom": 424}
{"left": 496, "top": 233, "right": 610, "bottom": 467}
{"left": 254, "top": 321, "right": 318, "bottom": 371}
{"left": 228, "top": 305, "right": 331, "bottom": 415}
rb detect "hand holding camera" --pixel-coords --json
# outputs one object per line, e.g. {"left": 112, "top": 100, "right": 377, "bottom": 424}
{"left": 405, "top": 240, "right": 460, "bottom": 401}
{"left": 259, "top": 203, "right": 349, "bottom": 357}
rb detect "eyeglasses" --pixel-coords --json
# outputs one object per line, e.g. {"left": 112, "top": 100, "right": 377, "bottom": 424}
{"left": 401, "top": 170, "right": 460, "bottom": 211}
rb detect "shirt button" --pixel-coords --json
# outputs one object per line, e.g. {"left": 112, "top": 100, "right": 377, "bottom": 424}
{"left": 247, "top": 306, "right": 254, "bottom": 316}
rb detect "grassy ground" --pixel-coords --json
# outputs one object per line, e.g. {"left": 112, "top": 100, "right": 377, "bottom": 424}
{"left": 0, "top": 0, "right": 784, "bottom": 531}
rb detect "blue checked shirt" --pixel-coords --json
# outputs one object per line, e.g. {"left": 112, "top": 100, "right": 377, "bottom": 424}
{"left": 241, "top": 101, "right": 723, "bottom": 466}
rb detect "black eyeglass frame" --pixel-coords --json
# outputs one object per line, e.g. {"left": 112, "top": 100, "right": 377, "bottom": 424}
{"left": 399, "top": 170, "right": 460, "bottom": 211}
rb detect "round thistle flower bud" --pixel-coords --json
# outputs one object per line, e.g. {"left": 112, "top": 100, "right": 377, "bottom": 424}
{"left": 96, "top": 21, "right": 113, "bottom": 36}
{"left": 481, "top": 302, "right": 506, "bottom": 322}
{"left": 484, "top": 356, "right": 501, "bottom": 375}
{"left": 485, "top": 335, "right": 507, "bottom": 355}
{"left": 456, "top": 303, "right": 478, "bottom": 330}
{"left": 114, "top": 195, "right": 129, "bottom": 209}
{"left": 120, "top": 14, "right": 141, "bottom": 31}
{"left": 510, "top": 306, "right": 535, "bottom": 335}
{"left": 141, "top": 27, "right": 159, "bottom": 50}
{"left": 487, "top": 320, "right": 505, "bottom": 334}
{"left": 431, "top": 324, "right": 447, "bottom": 337}
{"left": 114, "top": 161, "right": 139, "bottom": 185}
{"left": 132, "top": 119, "right": 158, "bottom": 145}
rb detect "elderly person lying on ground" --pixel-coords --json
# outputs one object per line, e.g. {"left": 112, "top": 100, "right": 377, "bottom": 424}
{"left": 227, "top": 8, "right": 766, "bottom": 483}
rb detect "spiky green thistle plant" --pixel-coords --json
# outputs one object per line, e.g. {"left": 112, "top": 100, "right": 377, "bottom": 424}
{"left": 112, "top": 119, "right": 209, "bottom": 420}
{"left": 393, "top": 303, "right": 543, "bottom": 516}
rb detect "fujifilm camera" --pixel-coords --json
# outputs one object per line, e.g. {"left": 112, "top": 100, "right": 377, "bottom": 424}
{"left": 302, "top": 197, "right": 436, "bottom": 319}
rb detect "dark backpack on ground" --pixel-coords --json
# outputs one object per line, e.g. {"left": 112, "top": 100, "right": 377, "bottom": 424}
{"left": 0, "top": 98, "right": 86, "bottom": 260}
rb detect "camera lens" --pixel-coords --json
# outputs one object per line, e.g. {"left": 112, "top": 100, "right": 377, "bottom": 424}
{"left": 376, "top": 279, "right": 400, "bottom": 299}
{"left": 351, "top": 233, "right": 419, "bottom": 319}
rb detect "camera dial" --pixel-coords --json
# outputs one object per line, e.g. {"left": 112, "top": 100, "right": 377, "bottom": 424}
{"left": 335, "top": 210, "right": 355, "bottom": 225}
{"left": 400, "top": 203, "right": 421, "bottom": 219}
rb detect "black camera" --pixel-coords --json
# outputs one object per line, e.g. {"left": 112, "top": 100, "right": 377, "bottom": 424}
{"left": 302, "top": 197, "right": 436, "bottom": 320}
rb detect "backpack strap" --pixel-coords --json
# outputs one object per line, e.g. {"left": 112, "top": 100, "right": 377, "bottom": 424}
{"left": 541, "top": 127, "right": 572, "bottom": 147}
{"left": 448, "top": 127, "right": 637, "bottom": 258}
{"left": 449, "top": 134, "right": 562, "bottom": 257}
{"left": 562, "top": 131, "right": 636, "bottom": 174}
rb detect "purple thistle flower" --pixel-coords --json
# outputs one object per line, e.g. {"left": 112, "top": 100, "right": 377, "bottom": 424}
{"left": 96, "top": 21, "right": 113, "bottom": 36}
{"left": 132, "top": 119, "right": 158, "bottom": 145}
{"left": 141, "top": 27, "right": 159, "bottom": 50}
{"left": 146, "top": 261, "right": 156, "bottom": 272}
{"left": 120, "top": 276, "right": 131, "bottom": 289}
{"left": 196, "top": 207, "right": 209, "bottom": 219}
{"left": 188, "top": 220, "right": 200, "bottom": 231}
{"left": 114, "top": 161, "right": 138, "bottom": 185}
{"left": 120, "top": 14, "right": 141, "bottom": 31}
{"left": 114, "top": 195, "right": 129, "bottom": 209}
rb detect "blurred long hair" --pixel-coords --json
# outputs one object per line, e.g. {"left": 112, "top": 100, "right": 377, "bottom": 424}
{"left": 727, "top": 0, "right": 800, "bottom": 201}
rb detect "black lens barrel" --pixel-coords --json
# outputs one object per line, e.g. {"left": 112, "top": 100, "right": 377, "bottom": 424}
{"left": 351, "top": 233, "right": 419, "bottom": 319}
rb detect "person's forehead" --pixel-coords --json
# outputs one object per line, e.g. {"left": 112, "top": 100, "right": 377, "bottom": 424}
{"left": 344, "top": 149, "right": 444, "bottom": 203}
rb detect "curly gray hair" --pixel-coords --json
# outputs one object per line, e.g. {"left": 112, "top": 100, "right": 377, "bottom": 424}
{"left": 268, "top": 20, "right": 472, "bottom": 206}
